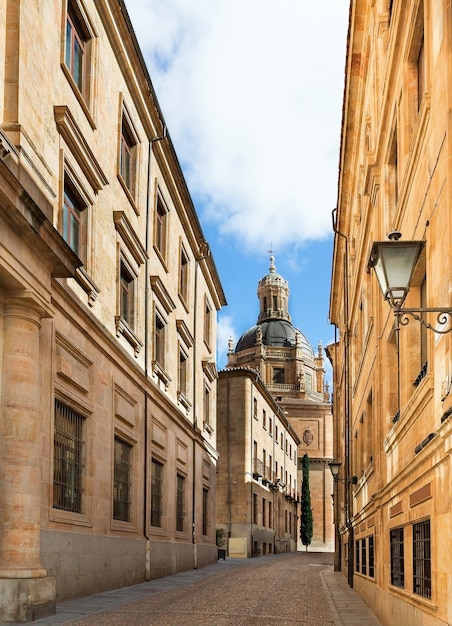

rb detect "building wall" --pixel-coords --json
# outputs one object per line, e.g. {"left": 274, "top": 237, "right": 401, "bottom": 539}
{"left": 330, "top": 1, "right": 452, "bottom": 624}
{"left": 0, "top": 0, "right": 225, "bottom": 621}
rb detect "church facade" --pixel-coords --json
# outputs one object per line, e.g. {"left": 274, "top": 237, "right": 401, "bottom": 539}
{"left": 220, "top": 256, "right": 334, "bottom": 553}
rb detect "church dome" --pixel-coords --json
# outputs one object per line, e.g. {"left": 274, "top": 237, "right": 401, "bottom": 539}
{"left": 235, "top": 320, "right": 314, "bottom": 357}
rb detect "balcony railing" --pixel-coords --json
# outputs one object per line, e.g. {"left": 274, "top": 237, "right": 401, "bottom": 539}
{"left": 253, "top": 458, "right": 264, "bottom": 478}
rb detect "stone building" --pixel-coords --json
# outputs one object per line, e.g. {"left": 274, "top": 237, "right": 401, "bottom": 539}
{"left": 223, "top": 256, "right": 334, "bottom": 552}
{"left": 330, "top": 1, "right": 452, "bottom": 624}
{"left": 216, "top": 367, "right": 300, "bottom": 558}
{"left": 0, "top": 0, "right": 225, "bottom": 621}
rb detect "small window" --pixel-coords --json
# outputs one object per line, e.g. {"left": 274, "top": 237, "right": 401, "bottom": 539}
{"left": 62, "top": 177, "right": 87, "bottom": 260}
{"left": 120, "top": 260, "right": 135, "bottom": 329}
{"left": 179, "top": 244, "right": 189, "bottom": 304}
{"left": 151, "top": 458, "right": 163, "bottom": 527}
{"left": 113, "top": 437, "right": 132, "bottom": 522}
{"left": 154, "top": 312, "right": 166, "bottom": 367}
{"left": 179, "top": 348, "right": 188, "bottom": 397}
{"left": 120, "top": 112, "right": 138, "bottom": 196}
{"left": 53, "top": 400, "right": 84, "bottom": 513}
{"left": 361, "top": 538, "right": 367, "bottom": 575}
{"left": 253, "top": 398, "right": 258, "bottom": 420}
{"left": 390, "top": 527, "right": 405, "bottom": 588}
{"left": 203, "top": 383, "right": 211, "bottom": 429}
{"left": 262, "top": 410, "right": 266, "bottom": 429}
{"left": 204, "top": 298, "right": 212, "bottom": 348}
{"left": 356, "top": 540, "right": 360, "bottom": 573}
{"left": 176, "top": 474, "right": 185, "bottom": 532}
{"left": 65, "top": 1, "right": 88, "bottom": 95}
{"left": 413, "top": 519, "right": 431, "bottom": 599}
{"left": 202, "top": 488, "right": 209, "bottom": 536}
{"left": 154, "top": 194, "right": 168, "bottom": 261}
{"left": 369, "top": 535, "right": 375, "bottom": 578}
{"left": 273, "top": 367, "right": 285, "bottom": 384}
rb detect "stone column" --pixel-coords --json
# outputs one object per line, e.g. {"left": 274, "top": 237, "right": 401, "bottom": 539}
{"left": 0, "top": 297, "right": 55, "bottom": 621}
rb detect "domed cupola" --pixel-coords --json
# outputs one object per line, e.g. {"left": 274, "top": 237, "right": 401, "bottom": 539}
{"left": 257, "top": 255, "right": 291, "bottom": 324}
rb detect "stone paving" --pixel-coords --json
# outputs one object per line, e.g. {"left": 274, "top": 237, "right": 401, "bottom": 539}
{"left": 11, "top": 553, "right": 383, "bottom": 626}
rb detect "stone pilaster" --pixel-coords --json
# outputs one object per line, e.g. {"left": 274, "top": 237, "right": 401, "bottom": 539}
{"left": 0, "top": 297, "right": 55, "bottom": 621}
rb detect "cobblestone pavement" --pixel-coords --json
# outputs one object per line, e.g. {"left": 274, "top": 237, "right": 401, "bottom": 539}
{"left": 21, "top": 552, "right": 382, "bottom": 626}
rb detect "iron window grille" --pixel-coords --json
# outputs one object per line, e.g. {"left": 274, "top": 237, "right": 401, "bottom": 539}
{"left": 53, "top": 399, "right": 84, "bottom": 513}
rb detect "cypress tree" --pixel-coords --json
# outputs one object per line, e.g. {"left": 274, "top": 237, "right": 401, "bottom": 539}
{"left": 300, "top": 453, "right": 313, "bottom": 550}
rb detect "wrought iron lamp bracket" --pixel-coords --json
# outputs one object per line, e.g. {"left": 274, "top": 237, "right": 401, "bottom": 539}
{"left": 394, "top": 307, "right": 452, "bottom": 334}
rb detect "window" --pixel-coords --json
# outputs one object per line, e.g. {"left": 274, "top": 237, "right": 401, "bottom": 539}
{"left": 154, "top": 312, "right": 166, "bottom": 367}
{"left": 120, "top": 260, "right": 135, "bottom": 329}
{"left": 119, "top": 110, "right": 139, "bottom": 198}
{"left": 390, "top": 527, "right": 404, "bottom": 588}
{"left": 361, "top": 538, "right": 367, "bottom": 575}
{"left": 203, "top": 383, "right": 210, "bottom": 429}
{"left": 202, "top": 488, "right": 209, "bottom": 536}
{"left": 179, "top": 244, "right": 189, "bottom": 304}
{"left": 356, "top": 540, "right": 360, "bottom": 573}
{"left": 154, "top": 194, "right": 168, "bottom": 261}
{"left": 151, "top": 459, "right": 163, "bottom": 527}
{"left": 262, "top": 497, "right": 266, "bottom": 526}
{"left": 369, "top": 535, "right": 375, "bottom": 578}
{"left": 113, "top": 437, "right": 132, "bottom": 521}
{"left": 204, "top": 298, "right": 212, "bottom": 348}
{"left": 386, "top": 126, "right": 398, "bottom": 230}
{"left": 179, "top": 348, "right": 187, "bottom": 397}
{"left": 269, "top": 417, "right": 272, "bottom": 436}
{"left": 253, "top": 493, "right": 258, "bottom": 524}
{"left": 413, "top": 520, "right": 431, "bottom": 599}
{"left": 273, "top": 367, "right": 285, "bottom": 384}
{"left": 53, "top": 399, "right": 84, "bottom": 513}
{"left": 176, "top": 474, "right": 185, "bottom": 532}
{"left": 62, "top": 177, "right": 87, "bottom": 260}
{"left": 253, "top": 398, "right": 258, "bottom": 420}
{"left": 65, "top": 1, "right": 87, "bottom": 95}
{"left": 262, "top": 410, "right": 266, "bottom": 429}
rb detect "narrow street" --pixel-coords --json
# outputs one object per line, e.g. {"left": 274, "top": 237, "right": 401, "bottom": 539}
{"left": 24, "top": 553, "right": 382, "bottom": 626}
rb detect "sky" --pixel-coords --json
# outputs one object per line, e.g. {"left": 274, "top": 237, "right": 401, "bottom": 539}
{"left": 124, "top": 0, "right": 350, "bottom": 382}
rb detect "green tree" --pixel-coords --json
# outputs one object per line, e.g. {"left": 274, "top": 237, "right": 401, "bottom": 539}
{"left": 300, "top": 453, "right": 313, "bottom": 550}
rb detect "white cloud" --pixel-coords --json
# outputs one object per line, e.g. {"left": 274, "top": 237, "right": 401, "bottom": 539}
{"left": 125, "top": 0, "right": 349, "bottom": 253}
{"left": 216, "top": 314, "right": 238, "bottom": 370}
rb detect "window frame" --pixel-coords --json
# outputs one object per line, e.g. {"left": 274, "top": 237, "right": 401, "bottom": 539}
{"left": 413, "top": 519, "right": 431, "bottom": 599}
{"left": 176, "top": 473, "right": 185, "bottom": 533}
{"left": 53, "top": 399, "right": 85, "bottom": 514}
{"left": 62, "top": 0, "right": 96, "bottom": 121}
{"left": 178, "top": 242, "right": 190, "bottom": 307}
{"left": 113, "top": 436, "right": 133, "bottom": 522}
{"left": 154, "top": 193, "right": 168, "bottom": 264}
{"left": 151, "top": 458, "right": 164, "bottom": 528}
{"left": 119, "top": 107, "right": 139, "bottom": 202}
{"left": 62, "top": 174, "right": 89, "bottom": 262}
{"left": 390, "top": 527, "right": 405, "bottom": 588}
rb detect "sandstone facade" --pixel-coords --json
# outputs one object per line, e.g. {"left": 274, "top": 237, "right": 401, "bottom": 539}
{"left": 330, "top": 1, "right": 452, "bottom": 624}
{"left": 0, "top": 0, "right": 225, "bottom": 621}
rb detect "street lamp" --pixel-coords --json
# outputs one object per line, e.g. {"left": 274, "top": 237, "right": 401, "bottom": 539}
{"left": 368, "top": 232, "right": 452, "bottom": 333}
{"left": 328, "top": 461, "right": 357, "bottom": 583}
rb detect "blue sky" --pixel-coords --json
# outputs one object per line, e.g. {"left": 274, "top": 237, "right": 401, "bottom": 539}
{"left": 124, "top": 1, "right": 350, "bottom": 383}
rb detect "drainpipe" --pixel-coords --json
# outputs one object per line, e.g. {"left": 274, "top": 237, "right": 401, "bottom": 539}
{"left": 192, "top": 241, "right": 211, "bottom": 569}
{"left": 144, "top": 128, "right": 167, "bottom": 579}
{"left": 332, "top": 208, "right": 354, "bottom": 588}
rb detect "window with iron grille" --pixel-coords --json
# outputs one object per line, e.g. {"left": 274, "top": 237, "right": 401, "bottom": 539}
{"left": 368, "top": 535, "right": 375, "bottom": 578}
{"left": 113, "top": 437, "right": 132, "bottom": 522}
{"left": 176, "top": 474, "right": 185, "bottom": 532}
{"left": 413, "top": 519, "right": 431, "bottom": 599}
{"left": 53, "top": 399, "right": 84, "bottom": 513}
{"left": 361, "top": 538, "right": 367, "bottom": 575}
{"left": 151, "top": 458, "right": 163, "bottom": 527}
{"left": 390, "top": 527, "right": 404, "bottom": 588}
{"left": 202, "top": 488, "right": 209, "bottom": 536}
